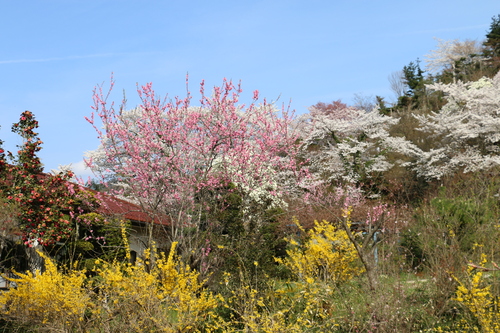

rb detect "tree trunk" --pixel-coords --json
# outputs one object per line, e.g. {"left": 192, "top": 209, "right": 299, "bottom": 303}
{"left": 341, "top": 217, "right": 381, "bottom": 292}
{"left": 25, "top": 245, "right": 45, "bottom": 275}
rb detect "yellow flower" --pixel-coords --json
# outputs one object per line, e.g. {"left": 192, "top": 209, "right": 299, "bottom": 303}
{"left": 276, "top": 218, "right": 361, "bottom": 285}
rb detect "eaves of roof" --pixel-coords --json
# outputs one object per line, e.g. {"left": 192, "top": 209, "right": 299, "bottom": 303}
{"left": 94, "top": 191, "right": 168, "bottom": 225}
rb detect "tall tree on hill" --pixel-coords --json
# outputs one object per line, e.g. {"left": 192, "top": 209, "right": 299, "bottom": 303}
{"left": 394, "top": 59, "right": 429, "bottom": 110}
{"left": 424, "top": 38, "right": 483, "bottom": 83}
{"left": 403, "top": 59, "right": 426, "bottom": 97}
{"left": 484, "top": 14, "right": 500, "bottom": 59}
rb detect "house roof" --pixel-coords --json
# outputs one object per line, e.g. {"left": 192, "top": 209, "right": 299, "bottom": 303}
{"left": 95, "top": 193, "right": 150, "bottom": 222}
{"left": 94, "top": 191, "right": 168, "bottom": 225}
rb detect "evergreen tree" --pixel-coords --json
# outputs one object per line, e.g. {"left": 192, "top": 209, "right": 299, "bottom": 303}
{"left": 402, "top": 59, "right": 425, "bottom": 97}
{"left": 484, "top": 14, "right": 500, "bottom": 59}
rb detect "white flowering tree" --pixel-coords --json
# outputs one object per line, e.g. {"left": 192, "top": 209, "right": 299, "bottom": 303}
{"left": 299, "top": 104, "right": 420, "bottom": 193}
{"left": 413, "top": 72, "right": 500, "bottom": 179}
{"left": 424, "top": 38, "right": 483, "bottom": 81}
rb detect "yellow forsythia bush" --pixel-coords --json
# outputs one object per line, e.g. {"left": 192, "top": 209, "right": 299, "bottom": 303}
{"left": 0, "top": 252, "right": 89, "bottom": 330}
{"left": 92, "top": 242, "right": 222, "bottom": 332}
{"left": 224, "top": 268, "right": 339, "bottom": 332}
{"left": 0, "top": 242, "right": 223, "bottom": 332}
{"left": 451, "top": 254, "right": 500, "bottom": 333}
{"left": 275, "top": 218, "right": 362, "bottom": 284}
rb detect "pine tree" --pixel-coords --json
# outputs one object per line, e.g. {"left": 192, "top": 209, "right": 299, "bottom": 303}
{"left": 484, "top": 14, "right": 500, "bottom": 59}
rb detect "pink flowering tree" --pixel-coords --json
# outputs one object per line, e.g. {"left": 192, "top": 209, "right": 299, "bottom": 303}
{"left": 86, "top": 78, "right": 303, "bottom": 255}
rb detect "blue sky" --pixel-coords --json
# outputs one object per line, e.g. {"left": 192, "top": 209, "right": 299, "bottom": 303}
{"left": 1, "top": 0, "right": 499, "bottom": 179}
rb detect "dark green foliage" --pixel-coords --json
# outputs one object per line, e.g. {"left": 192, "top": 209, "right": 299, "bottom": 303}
{"left": 439, "top": 55, "right": 487, "bottom": 84}
{"left": 84, "top": 179, "right": 107, "bottom": 192}
{"left": 400, "top": 228, "right": 425, "bottom": 270}
{"left": 375, "top": 95, "right": 392, "bottom": 115}
{"left": 430, "top": 194, "right": 489, "bottom": 252}
{"left": 207, "top": 189, "right": 290, "bottom": 286}
{"left": 392, "top": 59, "right": 440, "bottom": 112}
{"left": 218, "top": 188, "right": 245, "bottom": 236}
{"left": 402, "top": 59, "right": 425, "bottom": 97}
{"left": 178, "top": 182, "right": 292, "bottom": 291}
{"left": 484, "top": 14, "right": 500, "bottom": 58}
{"left": 479, "top": 14, "right": 500, "bottom": 77}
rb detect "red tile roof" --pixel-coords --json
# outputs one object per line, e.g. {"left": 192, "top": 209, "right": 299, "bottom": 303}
{"left": 92, "top": 191, "right": 169, "bottom": 225}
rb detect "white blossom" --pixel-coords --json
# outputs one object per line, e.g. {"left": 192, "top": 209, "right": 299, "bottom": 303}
{"left": 414, "top": 71, "right": 500, "bottom": 179}
{"left": 424, "top": 37, "right": 483, "bottom": 75}
{"left": 300, "top": 106, "right": 419, "bottom": 187}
